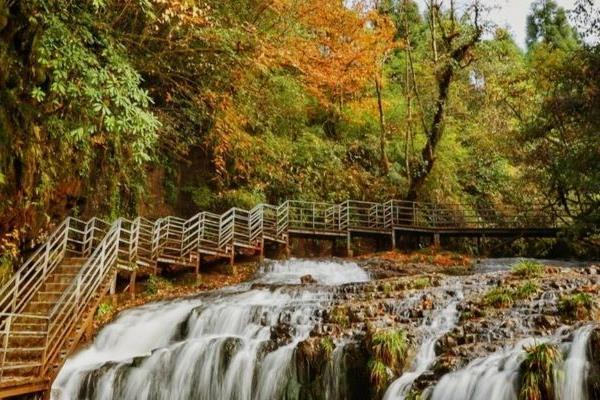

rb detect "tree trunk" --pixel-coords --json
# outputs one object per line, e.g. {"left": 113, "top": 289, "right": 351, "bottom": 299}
{"left": 375, "top": 76, "right": 389, "bottom": 175}
{"left": 406, "top": 5, "right": 482, "bottom": 200}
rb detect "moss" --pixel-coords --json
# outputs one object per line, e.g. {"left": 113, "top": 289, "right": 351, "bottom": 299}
{"left": 519, "top": 342, "right": 562, "bottom": 400}
{"left": 95, "top": 301, "right": 113, "bottom": 319}
{"left": 406, "top": 390, "right": 424, "bottom": 400}
{"left": 381, "top": 282, "right": 393, "bottom": 295}
{"left": 557, "top": 292, "right": 594, "bottom": 320}
{"left": 512, "top": 260, "right": 544, "bottom": 278}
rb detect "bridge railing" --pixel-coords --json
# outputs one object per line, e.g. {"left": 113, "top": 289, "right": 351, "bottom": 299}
{"left": 218, "top": 209, "right": 235, "bottom": 249}
{"left": 383, "top": 200, "right": 567, "bottom": 230}
{"left": 43, "top": 218, "right": 123, "bottom": 375}
{"left": 261, "top": 205, "right": 278, "bottom": 240}
{"left": 136, "top": 218, "right": 155, "bottom": 267}
{"left": 277, "top": 202, "right": 289, "bottom": 238}
{"left": 287, "top": 201, "right": 338, "bottom": 232}
{"left": 0, "top": 217, "right": 97, "bottom": 330}
{"left": 0, "top": 312, "right": 50, "bottom": 380}
{"left": 341, "top": 201, "right": 386, "bottom": 231}
{"left": 249, "top": 205, "right": 264, "bottom": 244}
{"left": 200, "top": 212, "right": 222, "bottom": 252}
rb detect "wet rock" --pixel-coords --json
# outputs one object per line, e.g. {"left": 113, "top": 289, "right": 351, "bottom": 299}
{"left": 300, "top": 274, "right": 317, "bottom": 284}
{"left": 584, "top": 265, "right": 598, "bottom": 275}
{"left": 536, "top": 315, "right": 558, "bottom": 329}
{"left": 588, "top": 328, "right": 600, "bottom": 398}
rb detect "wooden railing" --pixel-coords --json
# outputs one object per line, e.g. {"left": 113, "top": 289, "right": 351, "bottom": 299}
{"left": 0, "top": 199, "right": 567, "bottom": 384}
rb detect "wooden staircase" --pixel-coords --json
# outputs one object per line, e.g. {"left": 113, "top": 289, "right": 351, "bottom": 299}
{"left": 0, "top": 257, "right": 85, "bottom": 395}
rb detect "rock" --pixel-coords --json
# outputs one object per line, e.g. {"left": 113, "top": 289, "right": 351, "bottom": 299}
{"left": 300, "top": 274, "right": 317, "bottom": 284}
{"left": 584, "top": 266, "right": 598, "bottom": 275}
{"left": 536, "top": 315, "right": 558, "bottom": 329}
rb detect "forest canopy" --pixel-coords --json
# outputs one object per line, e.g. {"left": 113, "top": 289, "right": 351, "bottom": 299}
{"left": 0, "top": 0, "right": 598, "bottom": 262}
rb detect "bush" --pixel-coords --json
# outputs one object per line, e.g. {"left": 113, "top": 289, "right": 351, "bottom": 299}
{"left": 144, "top": 274, "right": 172, "bottom": 295}
{"left": 512, "top": 260, "right": 544, "bottom": 278}
{"left": 557, "top": 292, "right": 594, "bottom": 320}
{"left": 519, "top": 342, "right": 562, "bottom": 400}
{"left": 0, "top": 256, "right": 12, "bottom": 286}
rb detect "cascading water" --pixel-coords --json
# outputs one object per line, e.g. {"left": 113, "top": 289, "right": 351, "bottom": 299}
{"left": 51, "top": 259, "right": 369, "bottom": 400}
{"left": 429, "top": 325, "right": 597, "bottom": 400}
{"left": 50, "top": 256, "right": 599, "bottom": 400}
{"left": 383, "top": 283, "right": 462, "bottom": 400}
{"left": 556, "top": 324, "right": 595, "bottom": 400}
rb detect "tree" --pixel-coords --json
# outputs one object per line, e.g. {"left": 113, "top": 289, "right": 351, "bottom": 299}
{"left": 526, "top": 0, "right": 579, "bottom": 51}
{"left": 405, "top": 1, "right": 484, "bottom": 200}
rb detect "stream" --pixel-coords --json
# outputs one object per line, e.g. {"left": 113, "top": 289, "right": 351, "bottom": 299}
{"left": 51, "top": 258, "right": 598, "bottom": 400}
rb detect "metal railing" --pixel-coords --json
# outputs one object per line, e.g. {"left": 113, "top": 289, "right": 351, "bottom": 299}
{"left": 0, "top": 198, "right": 567, "bottom": 383}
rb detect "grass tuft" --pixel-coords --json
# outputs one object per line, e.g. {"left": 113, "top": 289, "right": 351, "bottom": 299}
{"left": 329, "top": 306, "right": 351, "bottom": 328}
{"left": 557, "top": 292, "right": 594, "bottom": 320}
{"left": 515, "top": 281, "right": 540, "bottom": 300}
{"left": 412, "top": 277, "right": 431, "bottom": 289}
{"left": 368, "top": 359, "right": 389, "bottom": 392}
{"left": 512, "top": 260, "right": 544, "bottom": 278}
{"left": 519, "top": 342, "right": 562, "bottom": 400}
{"left": 484, "top": 287, "right": 514, "bottom": 308}
{"left": 320, "top": 336, "right": 335, "bottom": 357}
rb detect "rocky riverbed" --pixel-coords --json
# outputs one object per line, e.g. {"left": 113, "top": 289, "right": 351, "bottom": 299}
{"left": 52, "top": 254, "right": 600, "bottom": 400}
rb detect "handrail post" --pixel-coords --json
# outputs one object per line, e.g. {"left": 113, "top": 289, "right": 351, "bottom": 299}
{"left": 412, "top": 202, "right": 417, "bottom": 227}
{"left": 11, "top": 273, "right": 20, "bottom": 314}
{"left": 40, "top": 317, "right": 50, "bottom": 377}
{"left": 62, "top": 217, "right": 71, "bottom": 256}
{"left": 43, "top": 241, "right": 50, "bottom": 279}
{"left": 0, "top": 316, "right": 11, "bottom": 381}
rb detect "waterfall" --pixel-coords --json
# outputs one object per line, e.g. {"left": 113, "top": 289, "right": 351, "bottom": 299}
{"left": 383, "top": 286, "right": 462, "bottom": 400}
{"left": 51, "top": 259, "right": 369, "bottom": 400}
{"left": 556, "top": 324, "right": 595, "bottom": 400}
{"left": 429, "top": 325, "right": 596, "bottom": 400}
{"left": 323, "top": 342, "right": 349, "bottom": 400}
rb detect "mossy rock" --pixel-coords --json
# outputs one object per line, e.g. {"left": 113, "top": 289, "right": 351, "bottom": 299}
{"left": 587, "top": 329, "right": 600, "bottom": 398}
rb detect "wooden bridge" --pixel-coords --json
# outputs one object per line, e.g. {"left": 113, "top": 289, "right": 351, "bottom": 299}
{"left": 0, "top": 199, "right": 566, "bottom": 398}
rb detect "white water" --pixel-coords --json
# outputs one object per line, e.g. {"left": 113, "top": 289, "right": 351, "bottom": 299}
{"left": 51, "top": 259, "right": 369, "bottom": 400}
{"left": 429, "top": 325, "right": 596, "bottom": 400}
{"left": 556, "top": 324, "right": 595, "bottom": 400}
{"left": 383, "top": 286, "right": 462, "bottom": 400}
{"left": 323, "top": 342, "right": 349, "bottom": 400}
